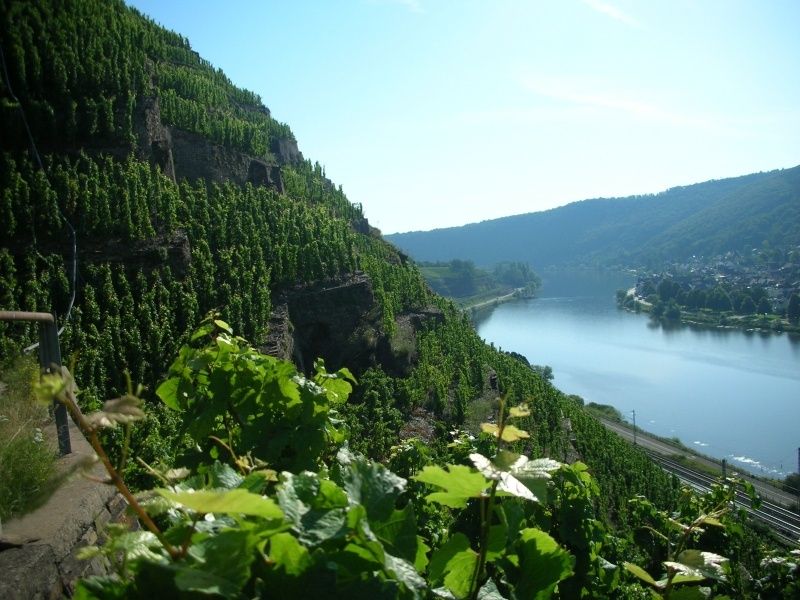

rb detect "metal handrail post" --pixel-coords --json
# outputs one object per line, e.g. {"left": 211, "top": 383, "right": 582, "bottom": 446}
{"left": 38, "top": 318, "right": 71, "bottom": 455}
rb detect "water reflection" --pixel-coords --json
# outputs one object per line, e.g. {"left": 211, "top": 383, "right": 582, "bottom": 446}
{"left": 476, "top": 271, "right": 800, "bottom": 477}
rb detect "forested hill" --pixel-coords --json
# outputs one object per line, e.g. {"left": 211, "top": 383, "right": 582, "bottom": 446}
{"left": 387, "top": 166, "right": 800, "bottom": 268}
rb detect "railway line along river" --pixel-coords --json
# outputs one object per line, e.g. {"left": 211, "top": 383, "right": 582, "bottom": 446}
{"left": 475, "top": 270, "right": 800, "bottom": 478}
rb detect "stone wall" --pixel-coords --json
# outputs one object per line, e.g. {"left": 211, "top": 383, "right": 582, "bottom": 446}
{"left": 0, "top": 420, "right": 136, "bottom": 599}
{"left": 170, "top": 127, "right": 284, "bottom": 192}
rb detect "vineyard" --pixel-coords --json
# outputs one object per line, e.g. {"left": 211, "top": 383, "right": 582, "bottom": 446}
{"left": 0, "top": 0, "right": 797, "bottom": 597}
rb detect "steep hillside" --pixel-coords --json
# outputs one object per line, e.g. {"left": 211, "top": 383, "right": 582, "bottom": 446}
{"left": 387, "top": 167, "right": 800, "bottom": 268}
{"left": 0, "top": 0, "right": 676, "bottom": 530}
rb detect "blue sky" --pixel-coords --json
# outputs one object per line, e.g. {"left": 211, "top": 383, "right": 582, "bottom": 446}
{"left": 128, "top": 0, "right": 800, "bottom": 234}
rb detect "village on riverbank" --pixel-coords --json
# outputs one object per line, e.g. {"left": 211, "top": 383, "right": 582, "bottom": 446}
{"left": 619, "top": 247, "right": 800, "bottom": 334}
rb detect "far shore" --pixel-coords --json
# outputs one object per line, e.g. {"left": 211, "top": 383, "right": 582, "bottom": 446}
{"left": 620, "top": 289, "right": 800, "bottom": 336}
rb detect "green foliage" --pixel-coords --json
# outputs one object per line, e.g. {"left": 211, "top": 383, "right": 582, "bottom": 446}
{"left": 788, "top": 293, "right": 800, "bottom": 322}
{"left": 0, "top": 148, "right": 362, "bottom": 483}
{"left": 562, "top": 397, "right": 679, "bottom": 523}
{"left": 584, "top": 402, "right": 624, "bottom": 423}
{"left": 156, "top": 314, "right": 353, "bottom": 473}
{"left": 2, "top": 3, "right": 793, "bottom": 597}
{"left": 622, "top": 479, "right": 767, "bottom": 599}
{"left": 340, "top": 367, "right": 405, "bottom": 460}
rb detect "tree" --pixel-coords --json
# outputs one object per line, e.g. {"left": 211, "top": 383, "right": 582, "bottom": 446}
{"left": 738, "top": 296, "right": 756, "bottom": 315}
{"left": 651, "top": 300, "right": 665, "bottom": 319}
{"left": 707, "top": 286, "right": 733, "bottom": 312}
{"left": 657, "top": 278, "right": 680, "bottom": 302}
{"left": 788, "top": 293, "right": 800, "bottom": 323}
{"left": 664, "top": 300, "right": 681, "bottom": 320}
{"left": 757, "top": 296, "right": 772, "bottom": 314}
{"left": 784, "top": 472, "right": 800, "bottom": 494}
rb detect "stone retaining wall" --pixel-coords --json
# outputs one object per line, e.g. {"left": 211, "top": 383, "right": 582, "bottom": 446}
{"left": 0, "top": 420, "right": 136, "bottom": 599}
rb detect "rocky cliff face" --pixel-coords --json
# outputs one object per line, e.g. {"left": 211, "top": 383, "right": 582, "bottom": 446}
{"left": 263, "top": 273, "right": 442, "bottom": 377}
{"left": 131, "top": 95, "right": 288, "bottom": 192}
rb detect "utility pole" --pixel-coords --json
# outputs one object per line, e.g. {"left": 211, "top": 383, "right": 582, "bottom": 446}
{"left": 632, "top": 409, "right": 637, "bottom": 446}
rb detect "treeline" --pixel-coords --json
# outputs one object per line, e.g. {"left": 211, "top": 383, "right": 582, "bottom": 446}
{"left": 623, "top": 278, "right": 800, "bottom": 326}
{"left": 641, "top": 278, "right": 774, "bottom": 315}
{"left": 387, "top": 166, "right": 800, "bottom": 270}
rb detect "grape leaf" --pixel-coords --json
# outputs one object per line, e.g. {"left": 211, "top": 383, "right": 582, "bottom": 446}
{"left": 155, "top": 377, "right": 180, "bottom": 410}
{"left": 85, "top": 394, "right": 145, "bottom": 429}
{"left": 469, "top": 453, "right": 536, "bottom": 502}
{"left": 508, "top": 405, "right": 530, "bottom": 418}
{"left": 413, "top": 464, "right": 490, "bottom": 508}
{"left": 429, "top": 533, "right": 479, "bottom": 600}
{"left": 276, "top": 472, "right": 349, "bottom": 545}
{"left": 187, "top": 529, "right": 258, "bottom": 590}
{"left": 339, "top": 454, "right": 406, "bottom": 522}
{"left": 480, "top": 423, "right": 529, "bottom": 442}
{"left": 174, "top": 567, "right": 240, "bottom": 597}
{"left": 478, "top": 579, "right": 506, "bottom": 600}
{"left": 371, "top": 504, "right": 419, "bottom": 565}
{"left": 268, "top": 532, "right": 312, "bottom": 576}
{"left": 623, "top": 562, "right": 660, "bottom": 588}
{"left": 515, "top": 528, "right": 574, "bottom": 599}
{"left": 676, "top": 549, "right": 728, "bottom": 581}
{"left": 384, "top": 553, "right": 427, "bottom": 597}
{"left": 158, "top": 488, "right": 283, "bottom": 520}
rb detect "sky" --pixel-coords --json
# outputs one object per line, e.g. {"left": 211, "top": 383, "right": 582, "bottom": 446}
{"left": 127, "top": 0, "right": 800, "bottom": 234}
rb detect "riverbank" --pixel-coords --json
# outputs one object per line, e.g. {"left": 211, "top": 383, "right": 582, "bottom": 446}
{"left": 462, "top": 287, "right": 528, "bottom": 317}
{"left": 620, "top": 289, "right": 800, "bottom": 336}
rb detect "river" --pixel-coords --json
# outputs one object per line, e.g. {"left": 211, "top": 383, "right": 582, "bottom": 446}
{"left": 474, "top": 270, "right": 800, "bottom": 478}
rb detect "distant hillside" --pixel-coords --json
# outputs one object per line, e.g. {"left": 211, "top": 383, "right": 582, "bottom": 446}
{"left": 387, "top": 166, "right": 800, "bottom": 268}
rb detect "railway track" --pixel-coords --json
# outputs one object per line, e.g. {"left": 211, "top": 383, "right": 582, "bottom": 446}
{"left": 647, "top": 451, "right": 800, "bottom": 546}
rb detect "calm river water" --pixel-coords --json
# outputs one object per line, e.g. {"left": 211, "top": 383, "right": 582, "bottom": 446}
{"left": 475, "top": 270, "right": 800, "bottom": 477}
